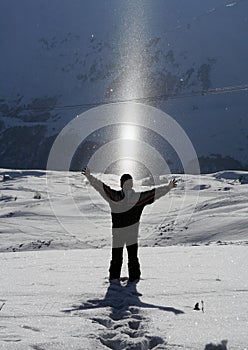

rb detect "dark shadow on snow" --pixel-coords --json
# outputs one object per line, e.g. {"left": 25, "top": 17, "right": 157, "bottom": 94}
{"left": 62, "top": 281, "right": 184, "bottom": 319}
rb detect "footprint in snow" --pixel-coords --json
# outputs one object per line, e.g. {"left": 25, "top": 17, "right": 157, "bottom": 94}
{"left": 62, "top": 280, "right": 184, "bottom": 349}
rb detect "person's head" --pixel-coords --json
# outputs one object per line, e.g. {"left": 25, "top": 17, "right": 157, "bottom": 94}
{"left": 120, "top": 174, "right": 133, "bottom": 190}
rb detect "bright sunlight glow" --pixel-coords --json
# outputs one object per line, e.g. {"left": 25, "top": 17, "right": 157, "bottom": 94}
{"left": 121, "top": 124, "right": 138, "bottom": 140}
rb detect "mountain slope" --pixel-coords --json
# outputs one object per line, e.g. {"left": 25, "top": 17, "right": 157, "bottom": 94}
{"left": 0, "top": 169, "right": 247, "bottom": 252}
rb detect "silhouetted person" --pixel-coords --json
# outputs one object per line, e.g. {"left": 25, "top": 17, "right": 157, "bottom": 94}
{"left": 82, "top": 167, "right": 177, "bottom": 282}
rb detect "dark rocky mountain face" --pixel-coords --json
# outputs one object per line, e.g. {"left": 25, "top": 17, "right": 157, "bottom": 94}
{"left": 0, "top": 0, "right": 248, "bottom": 172}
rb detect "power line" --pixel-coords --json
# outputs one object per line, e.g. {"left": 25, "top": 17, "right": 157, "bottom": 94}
{"left": 1, "top": 0, "right": 247, "bottom": 115}
{"left": 15, "top": 83, "right": 248, "bottom": 113}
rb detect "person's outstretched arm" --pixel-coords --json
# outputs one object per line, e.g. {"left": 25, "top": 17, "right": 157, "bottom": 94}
{"left": 82, "top": 166, "right": 113, "bottom": 201}
{"left": 153, "top": 178, "right": 177, "bottom": 200}
{"left": 138, "top": 178, "right": 177, "bottom": 206}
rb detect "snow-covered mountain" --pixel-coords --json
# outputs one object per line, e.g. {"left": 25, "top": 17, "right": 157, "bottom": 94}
{"left": 1, "top": 168, "right": 248, "bottom": 252}
{"left": 0, "top": 0, "right": 248, "bottom": 171}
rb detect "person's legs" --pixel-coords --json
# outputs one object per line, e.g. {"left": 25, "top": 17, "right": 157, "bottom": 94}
{"left": 109, "top": 230, "right": 124, "bottom": 280}
{"left": 109, "top": 247, "right": 123, "bottom": 280}
{"left": 127, "top": 243, "right": 141, "bottom": 282}
{"left": 109, "top": 229, "right": 125, "bottom": 280}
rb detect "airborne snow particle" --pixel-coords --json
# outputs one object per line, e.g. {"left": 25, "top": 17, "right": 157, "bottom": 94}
{"left": 226, "top": 2, "right": 237, "bottom": 7}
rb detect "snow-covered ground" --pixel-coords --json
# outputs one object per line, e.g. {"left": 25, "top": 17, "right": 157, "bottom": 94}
{"left": 0, "top": 169, "right": 248, "bottom": 349}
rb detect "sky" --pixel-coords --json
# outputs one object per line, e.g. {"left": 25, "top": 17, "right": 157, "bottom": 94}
{"left": 0, "top": 0, "right": 248, "bottom": 170}
{"left": 1, "top": 0, "right": 247, "bottom": 99}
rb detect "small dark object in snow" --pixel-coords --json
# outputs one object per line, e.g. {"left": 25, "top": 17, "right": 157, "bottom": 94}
{"left": 194, "top": 302, "right": 200, "bottom": 310}
{"left": 34, "top": 192, "right": 41, "bottom": 199}
{"left": 204, "top": 339, "right": 228, "bottom": 350}
{"left": 0, "top": 302, "right": 6, "bottom": 311}
{"left": 2, "top": 174, "right": 12, "bottom": 182}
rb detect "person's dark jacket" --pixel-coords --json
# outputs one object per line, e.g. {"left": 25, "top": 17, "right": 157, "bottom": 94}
{"left": 86, "top": 174, "right": 171, "bottom": 228}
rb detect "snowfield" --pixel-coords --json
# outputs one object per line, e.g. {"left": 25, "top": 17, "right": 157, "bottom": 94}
{"left": 0, "top": 169, "right": 248, "bottom": 349}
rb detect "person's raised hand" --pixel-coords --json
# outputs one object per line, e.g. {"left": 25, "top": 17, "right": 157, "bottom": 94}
{"left": 82, "top": 166, "right": 90, "bottom": 177}
{"left": 168, "top": 178, "right": 177, "bottom": 189}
